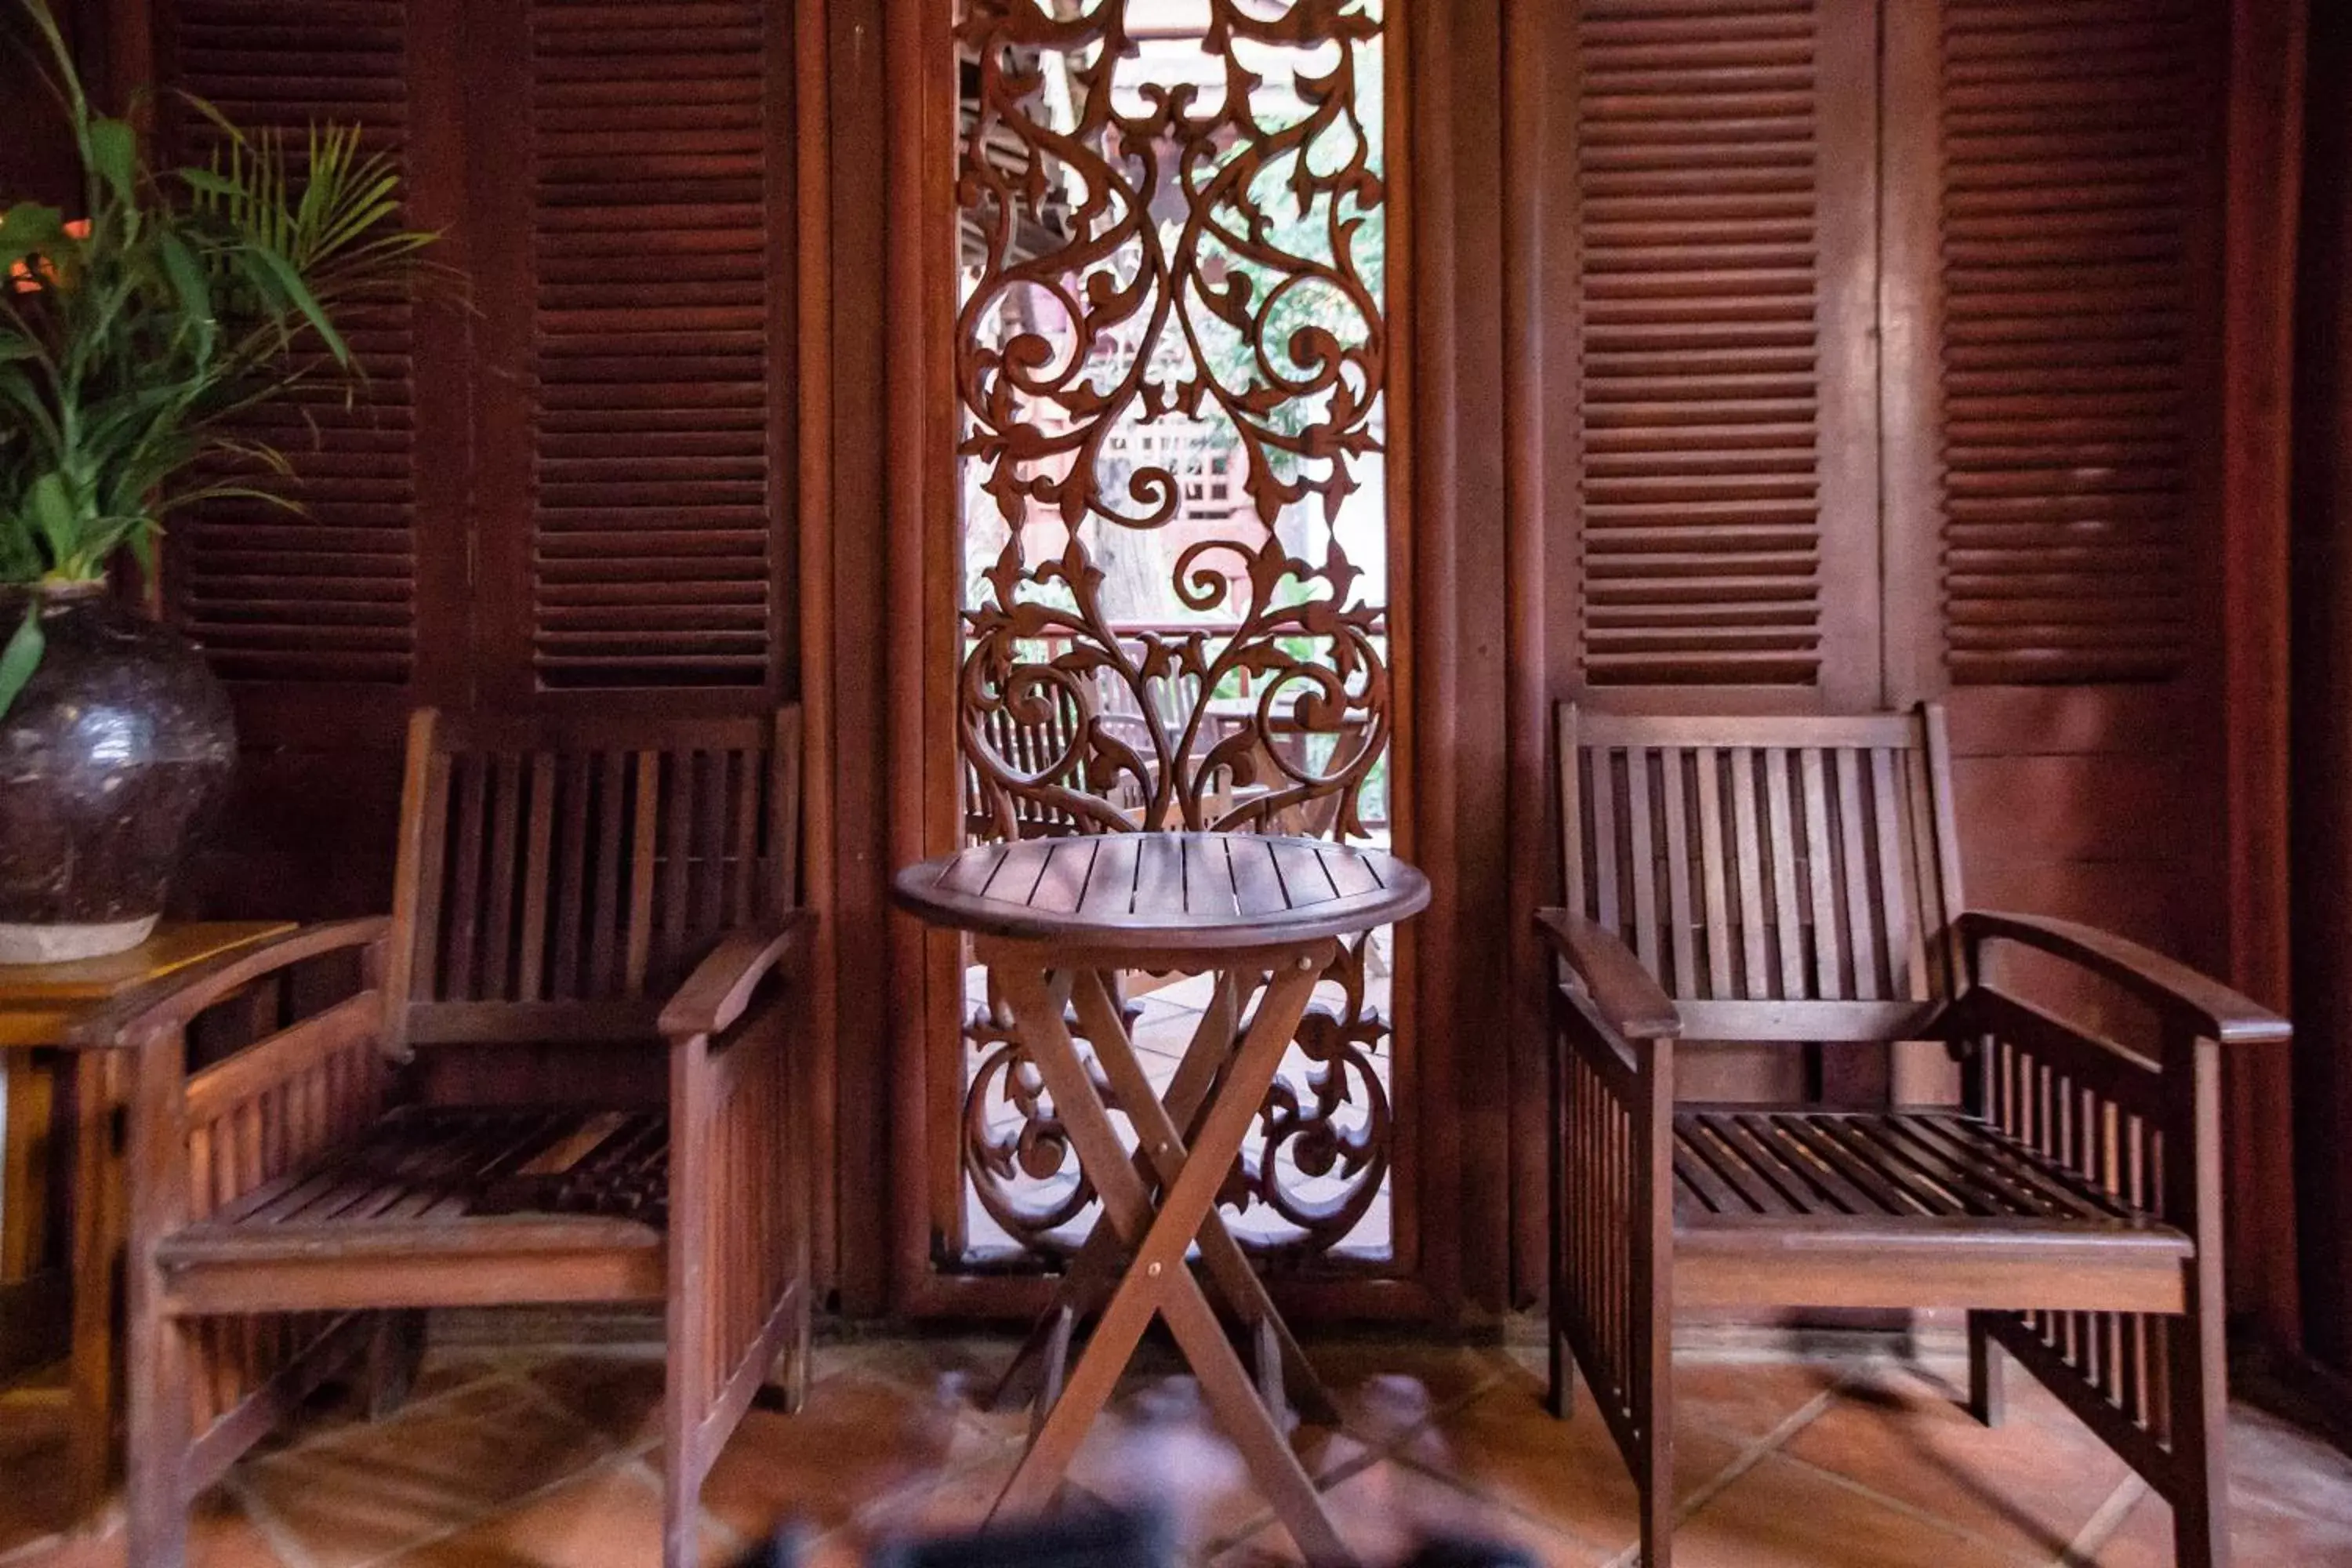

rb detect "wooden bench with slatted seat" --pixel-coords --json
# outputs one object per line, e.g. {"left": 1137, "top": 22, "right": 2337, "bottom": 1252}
{"left": 93, "top": 709, "right": 815, "bottom": 1568}
{"left": 1541, "top": 704, "right": 2287, "bottom": 1568}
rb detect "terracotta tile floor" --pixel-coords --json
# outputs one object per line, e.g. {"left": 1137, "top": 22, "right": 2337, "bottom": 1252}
{"left": 4, "top": 1333, "right": 2350, "bottom": 1568}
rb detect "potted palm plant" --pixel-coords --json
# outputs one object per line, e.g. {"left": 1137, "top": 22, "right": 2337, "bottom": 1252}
{"left": 0, "top": 0, "right": 433, "bottom": 961}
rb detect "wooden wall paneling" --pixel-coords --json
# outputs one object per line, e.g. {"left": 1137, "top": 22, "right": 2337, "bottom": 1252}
{"left": 463, "top": 0, "right": 794, "bottom": 714}
{"left": 1933, "top": 0, "right": 2204, "bottom": 688}
{"left": 881, "top": 0, "right": 959, "bottom": 1316}
{"left": 154, "top": 0, "right": 472, "bottom": 920}
{"left": 2218, "top": 0, "right": 2307, "bottom": 1344}
{"left": 157, "top": 0, "right": 465, "bottom": 730}
{"left": 1454, "top": 0, "right": 1511, "bottom": 1319}
{"left": 2291, "top": 0, "right": 2352, "bottom": 1374}
{"left": 793, "top": 0, "right": 840, "bottom": 1308}
{"left": 511, "top": 0, "right": 793, "bottom": 706}
{"left": 824, "top": 0, "right": 890, "bottom": 1317}
{"left": 1501, "top": 0, "right": 1559, "bottom": 1306}
{"left": 1559, "top": 0, "right": 1879, "bottom": 711}
{"left": 1876, "top": 0, "right": 1944, "bottom": 706}
{"left": 1406, "top": 0, "right": 1508, "bottom": 1320}
{"left": 1385, "top": 0, "right": 1426, "bottom": 1296}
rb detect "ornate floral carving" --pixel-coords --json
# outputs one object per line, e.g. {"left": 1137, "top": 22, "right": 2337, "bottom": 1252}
{"left": 953, "top": 0, "right": 1396, "bottom": 1265}
{"left": 956, "top": 0, "right": 1386, "bottom": 536}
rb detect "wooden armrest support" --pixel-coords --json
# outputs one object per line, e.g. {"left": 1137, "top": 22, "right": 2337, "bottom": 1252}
{"left": 1959, "top": 909, "right": 2289, "bottom": 1046}
{"left": 1534, "top": 908, "right": 1681, "bottom": 1040}
{"left": 66, "top": 918, "right": 394, "bottom": 1048}
{"left": 659, "top": 910, "right": 812, "bottom": 1039}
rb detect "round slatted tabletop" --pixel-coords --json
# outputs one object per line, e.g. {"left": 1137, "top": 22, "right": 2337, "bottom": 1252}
{"left": 892, "top": 832, "right": 1428, "bottom": 951}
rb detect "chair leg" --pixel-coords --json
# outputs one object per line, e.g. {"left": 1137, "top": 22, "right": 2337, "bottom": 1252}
{"left": 662, "top": 1469, "right": 699, "bottom": 1568}
{"left": 1635, "top": 1367, "right": 1674, "bottom": 1568}
{"left": 1966, "top": 1311, "right": 2005, "bottom": 1428}
{"left": 126, "top": 1315, "right": 194, "bottom": 1568}
{"left": 759, "top": 1284, "right": 813, "bottom": 1416}
{"left": 1547, "top": 1035, "right": 1573, "bottom": 1422}
{"left": 367, "top": 1309, "right": 430, "bottom": 1421}
{"left": 2168, "top": 1309, "right": 2233, "bottom": 1568}
{"left": 1637, "top": 1429, "right": 1675, "bottom": 1568}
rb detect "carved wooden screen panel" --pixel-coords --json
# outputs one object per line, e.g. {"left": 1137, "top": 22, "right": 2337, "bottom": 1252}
{"left": 1933, "top": 0, "right": 2204, "bottom": 684}
{"left": 950, "top": 0, "right": 1403, "bottom": 1269}
{"left": 1562, "top": 0, "right": 1880, "bottom": 710}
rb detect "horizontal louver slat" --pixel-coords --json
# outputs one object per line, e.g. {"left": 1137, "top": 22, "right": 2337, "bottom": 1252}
{"left": 529, "top": 0, "right": 775, "bottom": 689}
{"left": 165, "top": 0, "right": 416, "bottom": 685}
{"left": 1574, "top": 0, "right": 1824, "bottom": 688}
{"left": 1938, "top": 0, "right": 2198, "bottom": 685}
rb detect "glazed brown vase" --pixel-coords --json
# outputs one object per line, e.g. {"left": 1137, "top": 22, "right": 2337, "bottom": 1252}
{"left": 0, "top": 585, "right": 235, "bottom": 964}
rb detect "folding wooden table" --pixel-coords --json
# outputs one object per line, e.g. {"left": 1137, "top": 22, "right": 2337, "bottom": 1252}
{"left": 894, "top": 832, "right": 1428, "bottom": 1568}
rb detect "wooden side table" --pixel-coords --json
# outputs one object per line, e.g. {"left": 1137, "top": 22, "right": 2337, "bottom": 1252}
{"left": 894, "top": 833, "right": 1427, "bottom": 1568}
{"left": 0, "top": 922, "right": 292, "bottom": 1519}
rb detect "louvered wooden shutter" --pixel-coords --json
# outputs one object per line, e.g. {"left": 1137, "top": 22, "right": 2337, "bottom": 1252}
{"left": 162, "top": 0, "right": 419, "bottom": 686}
{"left": 1934, "top": 0, "right": 2208, "bottom": 685}
{"left": 1565, "top": 0, "right": 1878, "bottom": 702}
{"left": 524, "top": 0, "right": 783, "bottom": 691}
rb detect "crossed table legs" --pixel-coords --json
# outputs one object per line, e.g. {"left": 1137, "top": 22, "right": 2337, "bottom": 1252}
{"left": 978, "top": 935, "right": 1359, "bottom": 1568}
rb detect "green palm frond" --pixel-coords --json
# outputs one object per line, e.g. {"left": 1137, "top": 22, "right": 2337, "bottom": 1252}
{"left": 0, "top": 0, "right": 441, "bottom": 713}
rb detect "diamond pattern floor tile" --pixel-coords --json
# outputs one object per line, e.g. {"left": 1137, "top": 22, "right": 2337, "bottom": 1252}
{"left": 8, "top": 1334, "right": 2351, "bottom": 1568}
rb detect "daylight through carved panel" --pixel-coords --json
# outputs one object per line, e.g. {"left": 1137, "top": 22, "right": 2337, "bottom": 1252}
{"left": 952, "top": 0, "right": 1399, "bottom": 1267}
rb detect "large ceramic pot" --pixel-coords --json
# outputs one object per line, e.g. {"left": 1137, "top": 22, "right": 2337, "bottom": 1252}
{"left": 0, "top": 585, "right": 234, "bottom": 964}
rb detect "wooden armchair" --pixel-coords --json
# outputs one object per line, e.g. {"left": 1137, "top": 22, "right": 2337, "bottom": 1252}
{"left": 1541, "top": 704, "right": 2285, "bottom": 1568}
{"left": 90, "top": 708, "right": 813, "bottom": 1568}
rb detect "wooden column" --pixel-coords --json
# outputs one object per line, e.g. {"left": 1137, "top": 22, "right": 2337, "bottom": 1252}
{"left": 2220, "top": 0, "right": 2308, "bottom": 1345}
{"left": 2291, "top": 2, "right": 2352, "bottom": 1373}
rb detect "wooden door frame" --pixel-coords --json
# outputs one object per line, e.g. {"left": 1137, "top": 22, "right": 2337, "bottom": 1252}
{"left": 823, "top": 0, "right": 1507, "bottom": 1323}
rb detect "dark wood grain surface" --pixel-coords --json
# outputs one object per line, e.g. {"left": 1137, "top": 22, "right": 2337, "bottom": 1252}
{"left": 894, "top": 834, "right": 1428, "bottom": 950}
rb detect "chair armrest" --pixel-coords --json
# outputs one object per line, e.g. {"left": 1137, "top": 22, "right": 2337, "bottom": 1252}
{"left": 66, "top": 917, "right": 394, "bottom": 1048}
{"left": 1534, "top": 908, "right": 1681, "bottom": 1040}
{"left": 1958, "top": 909, "right": 2289, "bottom": 1046}
{"left": 659, "top": 910, "right": 813, "bottom": 1039}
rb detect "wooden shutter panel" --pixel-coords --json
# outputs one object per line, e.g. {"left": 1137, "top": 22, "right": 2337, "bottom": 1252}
{"left": 1935, "top": 0, "right": 2206, "bottom": 684}
{"left": 525, "top": 0, "right": 783, "bottom": 690}
{"left": 162, "top": 0, "right": 419, "bottom": 686}
{"left": 1566, "top": 0, "right": 1878, "bottom": 699}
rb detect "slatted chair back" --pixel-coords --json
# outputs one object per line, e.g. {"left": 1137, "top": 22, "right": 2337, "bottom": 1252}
{"left": 1556, "top": 705, "right": 1965, "bottom": 1044}
{"left": 966, "top": 682, "right": 1094, "bottom": 840}
{"left": 390, "top": 709, "right": 804, "bottom": 1047}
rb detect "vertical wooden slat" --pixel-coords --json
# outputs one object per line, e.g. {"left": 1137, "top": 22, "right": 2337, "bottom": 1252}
{"left": 1659, "top": 750, "right": 1696, "bottom": 996}
{"left": 1625, "top": 748, "right": 1659, "bottom": 973}
{"left": 442, "top": 756, "right": 490, "bottom": 1000}
{"left": 387, "top": 711, "right": 446, "bottom": 1029}
{"left": 1763, "top": 748, "right": 1805, "bottom": 998}
{"left": 1558, "top": 706, "right": 1586, "bottom": 920}
{"left": 660, "top": 751, "right": 695, "bottom": 983}
{"left": 586, "top": 751, "right": 629, "bottom": 996}
{"left": 481, "top": 753, "right": 523, "bottom": 1000}
{"left": 1695, "top": 747, "right": 1732, "bottom": 999}
{"left": 1801, "top": 749, "right": 1842, "bottom": 999}
{"left": 730, "top": 749, "right": 761, "bottom": 926}
{"left": 1592, "top": 748, "right": 1622, "bottom": 931}
{"left": 1835, "top": 747, "right": 1879, "bottom": 1000}
{"left": 554, "top": 753, "right": 594, "bottom": 1000}
{"left": 696, "top": 748, "right": 730, "bottom": 940}
{"left": 626, "top": 753, "right": 662, "bottom": 993}
{"left": 1871, "top": 748, "right": 1922, "bottom": 999}
{"left": 516, "top": 753, "right": 557, "bottom": 1003}
{"left": 1729, "top": 748, "right": 1769, "bottom": 998}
